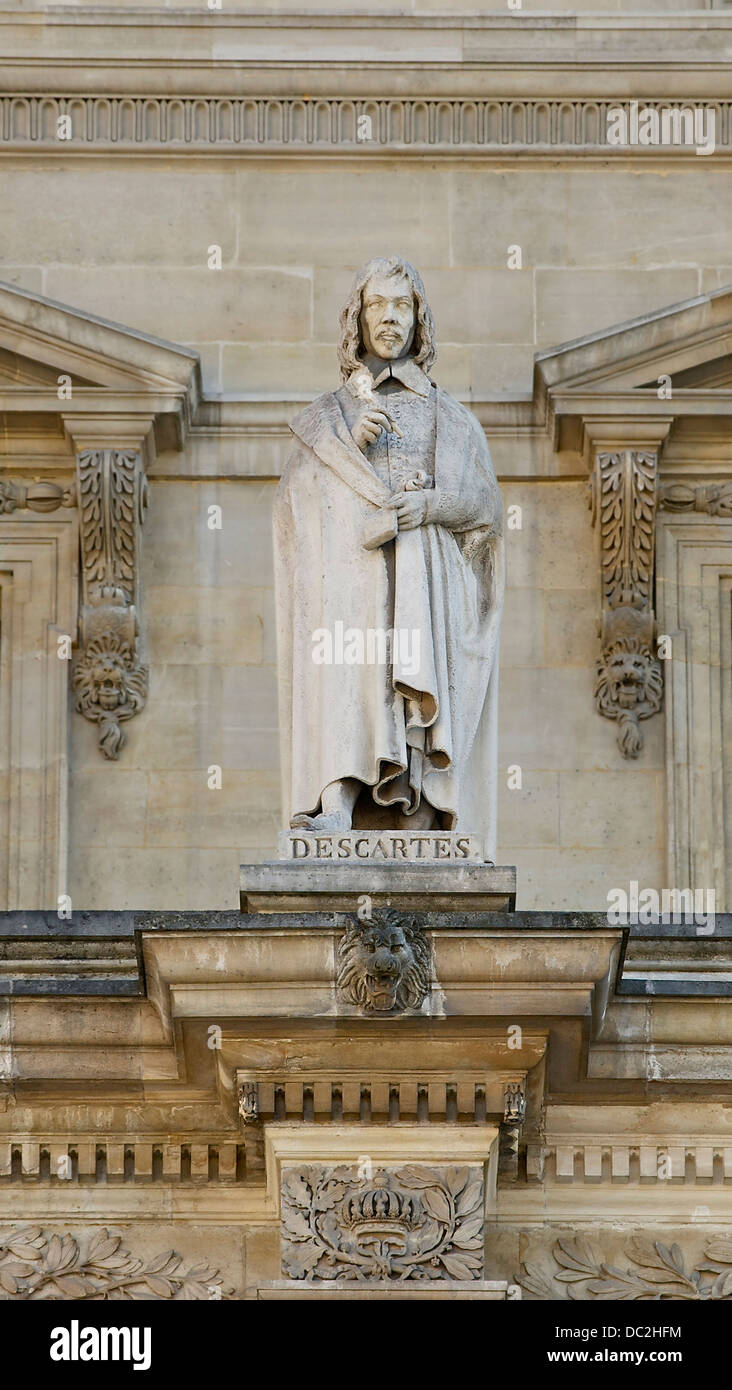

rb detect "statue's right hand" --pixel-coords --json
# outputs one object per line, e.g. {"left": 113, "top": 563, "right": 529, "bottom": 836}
{"left": 351, "top": 410, "right": 398, "bottom": 450}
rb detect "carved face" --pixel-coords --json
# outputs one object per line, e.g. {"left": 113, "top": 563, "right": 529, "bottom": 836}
{"left": 359, "top": 272, "right": 416, "bottom": 360}
{"left": 595, "top": 637, "right": 663, "bottom": 720}
{"left": 337, "top": 912, "right": 431, "bottom": 1015}
{"left": 87, "top": 654, "right": 129, "bottom": 711}
{"left": 74, "top": 640, "right": 148, "bottom": 723}
{"left": 605, "top": 646, "right": 649, "bottom": 709}
{"left": 361, "top": 923, "right": 409, "bottom": 1011}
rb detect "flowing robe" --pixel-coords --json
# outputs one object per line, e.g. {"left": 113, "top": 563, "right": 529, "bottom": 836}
{"left": 273, "top": 372, "right": 504, "bottom": 853}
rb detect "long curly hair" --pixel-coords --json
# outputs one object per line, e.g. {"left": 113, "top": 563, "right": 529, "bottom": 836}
{"left": 337, "top": 256, "right": 437, "bottom": 380}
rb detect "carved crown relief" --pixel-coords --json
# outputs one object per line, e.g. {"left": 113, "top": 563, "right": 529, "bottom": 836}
{"left": 281, "top": 1163, "right": 484, "bottom": 1283}
{"left": 590, "top": 451, "right": 663, "bottom": 757}
{"left": 73, "top": 449, "right": 149, "bottom": 759}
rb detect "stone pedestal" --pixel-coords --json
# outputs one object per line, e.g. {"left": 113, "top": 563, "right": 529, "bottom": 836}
{"left": 3, "top": 906, "right": 730, "bottom": 1301}
{"left": 240, "top": 860, "right": 516, "bottom": 912}
{"left": 242, "top": 830, "right": 516, "bottom": 912}
{"left": 259, "top": 1281, "right": 521, "bottom": 1300}
{"left": 229, "top": 853, "right": 620, "bottom": 1296}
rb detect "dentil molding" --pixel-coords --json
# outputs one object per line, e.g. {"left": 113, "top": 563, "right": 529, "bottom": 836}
{"left": 2, "top": 95, "right": 732, "bottom": 157}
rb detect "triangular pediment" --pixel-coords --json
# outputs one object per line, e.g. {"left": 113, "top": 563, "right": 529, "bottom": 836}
{"left": 0, "top": 280, "right": 201, "bottom": 447}
{"left": 536, "top": 284, "right": 732, "bottom": 395}
{"left": 638, "top": 356, "right": 732, "bottom": 391}
{"left": 533, "top": 284, "right": 732, "bottom": 454}
{"left": 0, "top": 347, "right": 97, "bottom": 389}
{"left": 536, "top": 280, "right": 732, "bottom": 394}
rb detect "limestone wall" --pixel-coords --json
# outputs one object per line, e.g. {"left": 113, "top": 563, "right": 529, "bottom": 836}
{"left": 2, "top": 7, "right": 730, "bottom": 909}
{"left": 47, "top": 158, "right": 687, "bottom": 910}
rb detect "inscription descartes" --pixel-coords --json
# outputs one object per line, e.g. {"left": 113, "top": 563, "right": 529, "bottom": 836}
{"left": 280, "top": 831, "right": 483, "bottom": 860}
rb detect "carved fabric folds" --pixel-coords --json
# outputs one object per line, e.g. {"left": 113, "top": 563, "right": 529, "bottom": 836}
{"left": 274, "top": 384, "right": 504, "bottom": 854}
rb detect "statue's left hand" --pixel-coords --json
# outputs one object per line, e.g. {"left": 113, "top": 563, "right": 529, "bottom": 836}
{"left": 386, "top": 490, "right": 427, "bottom": 530}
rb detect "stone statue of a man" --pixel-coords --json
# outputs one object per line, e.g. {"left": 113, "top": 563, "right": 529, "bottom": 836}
{"left": 274, "top": 256, "right": 504, "bottom": 852}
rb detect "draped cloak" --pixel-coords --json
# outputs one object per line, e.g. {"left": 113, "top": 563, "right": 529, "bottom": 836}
{"left": 273, "top": 376, "right": 505, "bottom": 856}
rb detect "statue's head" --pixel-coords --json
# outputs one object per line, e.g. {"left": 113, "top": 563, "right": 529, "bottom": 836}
{"left": 337, "top": 256, "right": 436, "bottom": 380}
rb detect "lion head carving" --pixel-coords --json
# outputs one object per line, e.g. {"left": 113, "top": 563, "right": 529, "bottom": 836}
{"left": 73, "top": 636, "right": 148, "bottom": 760}
{"left": 594, "top": 636, "right": 663, "bottom": 758}
{"left": 337, "top": 910, "right": 432, "bottom": 1015}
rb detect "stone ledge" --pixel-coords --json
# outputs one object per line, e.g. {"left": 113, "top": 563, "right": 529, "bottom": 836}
{"left": 262, "top": 1122, "right": 499, "bottom": 1216}
{"left": 239, "top": 862, "right": 517, "bottom": 913}
{"left": 258, "top": 1280, "right": 520, "bottom": 1300}
{"left": 4, "top": 913, "right": 732, "bottom": 1000}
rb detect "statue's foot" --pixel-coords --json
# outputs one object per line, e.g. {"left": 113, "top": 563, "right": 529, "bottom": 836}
{"left": 290, "top": 811, "right": 352, "bottom": 833}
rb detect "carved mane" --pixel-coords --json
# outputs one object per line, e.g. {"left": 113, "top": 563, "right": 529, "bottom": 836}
{"left": 337, "top": 910, "right": 432, "bottom": 1013}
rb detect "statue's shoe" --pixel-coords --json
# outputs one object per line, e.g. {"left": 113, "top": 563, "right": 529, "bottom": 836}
{"left": 289, "top": 812, "right": 352, "bottom": 832}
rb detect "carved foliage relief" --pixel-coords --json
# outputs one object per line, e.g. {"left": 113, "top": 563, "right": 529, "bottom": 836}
{"left": 78, "top": 449, "right": 144, "bottom": 602}
{"left": 281, "top": 1163, "right": 484, "bottom": 1282}
{"left": 74, "top": 449, "right": 148, "bottom": 758}
{"left": 590, "top": 451, "right": 662, "bottom": 757}
{"left": 0, "top": 1225, "right": 226, "bottom": 1300}
{"left": 520, "top": 1234, "right": 732, "bottom": 1301}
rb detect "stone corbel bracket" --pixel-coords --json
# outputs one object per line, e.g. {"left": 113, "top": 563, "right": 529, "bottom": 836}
{"left": 587, "top": 425, "right": 670, "bottom": 758}
{"left": 499, "top": 1080, "right": 527, "bottom": 1179}
{"left": 64, "top": 417, "right": 154, "bottom": 759}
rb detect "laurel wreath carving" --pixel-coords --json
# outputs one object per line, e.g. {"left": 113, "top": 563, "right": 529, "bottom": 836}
{"left": 282, "top": 1163, "right": 484, "bottom": 1282}
{"left": 520, "top": 1235, "right": 732, "bottom": 1301}
{"left": 0, "top": 1226, "right": 228, "bottom": 1300}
